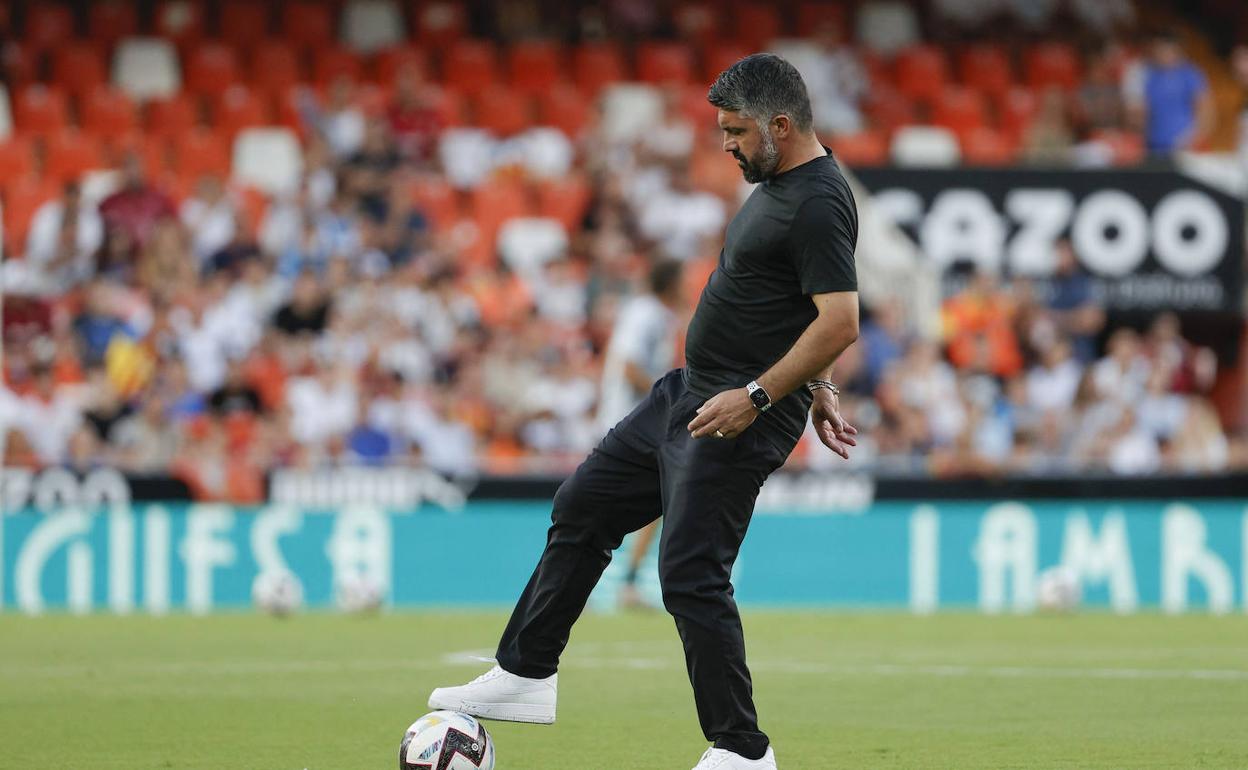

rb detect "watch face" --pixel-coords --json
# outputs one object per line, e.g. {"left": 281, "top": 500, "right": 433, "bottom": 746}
{"left": 750, "top": 388, "right": 769, "bottom": 409}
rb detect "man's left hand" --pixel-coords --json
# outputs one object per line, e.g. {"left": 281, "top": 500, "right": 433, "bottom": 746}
{"left": 688, "top": 388, "right": 758, "bottom": 438}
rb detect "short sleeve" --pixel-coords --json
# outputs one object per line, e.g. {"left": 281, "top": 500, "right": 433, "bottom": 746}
{"left": 788, "top": 193, "right": 858, "bottom": 295}
{"left": 1188, "top": 65, "right": 1208, "bottom": 95}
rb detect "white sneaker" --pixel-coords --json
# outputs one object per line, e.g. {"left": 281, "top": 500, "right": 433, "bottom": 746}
{"left": 692, "top": 746, "right": 777, "bottom": 770}
{"left": 427, "top": 664, "right": 557, "bottom": 725}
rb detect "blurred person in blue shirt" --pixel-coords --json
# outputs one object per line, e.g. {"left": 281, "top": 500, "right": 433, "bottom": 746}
{"left": 1130, "top": 31, "right": 1214, "bottom": 152}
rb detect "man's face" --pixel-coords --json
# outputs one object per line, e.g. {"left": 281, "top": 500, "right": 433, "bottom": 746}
{"left": 718, "top": 109, "right": 779, "bottom": 183}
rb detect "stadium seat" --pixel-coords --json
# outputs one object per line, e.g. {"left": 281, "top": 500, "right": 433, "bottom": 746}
{"left": 733, "top": 4, "right": 782, "bottom": 52}
{"left": 13, "top": 86, "right": 69, "bottom": 134}
{"left": 863, "top": 87, "right": 916, "bottom": 134}
{"left": 856, "top": 0, "right": 921, "bottom": 55}
{"left": 44, "top": 129, "right": 107, "bottom": 183}
{"left": 172, "top": 128, "right": 232, "bottom": 180}
{"left": 797, "top": 2, "right": 850, "bottom": 35}
{"left": 959, "top": 44, "right": 1014, "bottom": 97}
{"left": 0, "top": 137, "right": 35, "bottom": 180}
{"left": 999, "top": 87, "right": 1039, "bottom": 140}
{"left": 443, "top": 40, "right": 499, "bottom": 96}
{"left": 894, "top": 45, "right": 949, "bottom": 103}
{"left": 373, "top": 46, "right": 431, "bottom": 86}
{"left": 342, "top": 0, "right": 406, "bottom": 53}
{"left": 410, "top": 177, "right": 460, "bottom": 231}
{"left": 1, "top": 43, "right": 39, "bottom": 90}
{"left": 537, "top": 175, "right": 591, "bottom": 231}
{"left": 673, "top": 2, "right": 721, "bottom": 46}
{"left": 314, "top": 47, "right": 365, "bottom": 86}
{"left": 890, "top": 125, "right": 961, "bottom": 166}
{"left": 81, "top": 87, "right": 139, "bottom": 137}
{"left": 829, "top": 130, "right": 889, "bottom": 166}
{"left": 283, "top": 1, "right": 335, "bottom": 49}
{"left": 112, "top": 38, "right": 182, "bottom": 101}
{"left": 1091, "top": 129, "right": 1145, "bottom": 166}
{"left": 1026, "top": 42, "right": 1081, "bottom": 91}
{"left": 185, "top": 42, "right": 241, "bottom": 97}
{"left": 51, "top": 44, "right": 107, "bottom": 97}
{"left": 89, "top": 2, "right": 138, "bottom": 47}
{"left": 0, "top": 85, "right": 13, "bottom": 141}
{"left": 637, "top": 42, "right": 694, "bottom": 85}
{"left": 536, "top": 83, "right": 592, "bottom": 138}
{"left": 110, "top": 132, "right": 171, "bottom": 177}
{"left": 573, "top": 44, "right": 628, "bottom": 94}
{"left": 232, "top": 128, "right": 302, "bottom": 195}
{"left": 413, "top": 1, "right": 468, "bottom": 47}
{"left": 146, "top": 93, "right": 200, "bottom": 136}
{"left": 214, "top": 85, "right": 271, "bottom": 139}
{"left": 472, "top": 181, "right": 531, "bottom": 238}
{"left": 2, "top": 177, "right": 58, "bottom": 255}
{"left": 219, "top": 0, "right": 271, "bottom": 48}
{"left": 932, "top": 86, "right": 987, "bottom": 137}
{"left": 473, "top": 87, "right": 532, "bottom": 137}
{"left": 959, "top": 126, "right": 1018, "bottom": 166}
{"left": 353, "top": 83, "right": 392, "bottom": 117}
{"left": 508, "top": 41, "right": 564, "bottom": 94}
{"left": 703, "top": 42, "right": 750, "bottom": 83}
{"left": 24, "top": 3, "right": 75, "bottom": 51}
{"left": 154, "top": 0, "right": 206, "bottom": 49}
{"left": 250, "top": 42, "right": 304, "bottom": 96}
{"left": 679, "top": 83, "right": 717, "bottom": 127}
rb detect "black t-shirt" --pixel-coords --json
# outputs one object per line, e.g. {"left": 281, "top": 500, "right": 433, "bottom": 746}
{"left": 683, "top": 150, "right": 858, "bottom": 442}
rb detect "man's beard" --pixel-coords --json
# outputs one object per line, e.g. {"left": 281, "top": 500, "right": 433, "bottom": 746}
{"left": 734, "top": 127, "right": 780, "bottom": 183}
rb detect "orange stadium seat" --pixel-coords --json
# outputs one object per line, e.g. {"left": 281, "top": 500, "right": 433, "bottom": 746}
{"left": 680, "top": 83, "right": 717, "bottom": 127}
{"left": 471, "top": 181, "right": 531, "bottom": 264}
{"left": 24, "top": 3, "right": 75, "bottom": 51}
{"left": 374, "top": 46, "right": 432, "bottom": 86}
{"left": 155, "top": 0, "right": 207, "bottom": 49}
{"left": 674, "top": 2, "right": 721, "bottom": 46}
{"left": 172, "top": 128, "right": 232, "bottom": 180}
{"left": 1091, "top": 129, "right": 1145, "bottom": 166}
{"left": 146, "top": 93, "right": 201, "bottom": 136}
{"left": 537, "top": 83, "right": 592, "bottom": 138}
{"left": 214, "top": 85, "right": 271, "bottom": 139}
{"left": 1, "top": 43, "right": 39, "bottom": 89}
{"left": 797, "top": 2, "right": 850, "bottom": 34}
{"left": 959, "top": 44, "right": 1014, "bottom": 97}
{"left": 44, "top": 129, "right": 106, "bottom": 184}
{"left": 81, "top": 87, "right": 140, "bottom": 137}
{"left": 829, "top": 130, "right": 889, "bottom": 166}
{"left": 3, "top": 177, "right": 58, "bottom": 255}
{"left": 933, "top": 85, "right": 987, "bottom": 136}
{"left": 508, "top": 41, "right": 564, "bottom": 94}
{"left": 219, "top": 0, "right": 272, "bottom": 49}
{"left": 704, "top": 42, "right": 750, "bottom": 83}
{"left": 410, "top": 177, "right": 461, "bottom": 231}
{"left": 413, "top": 1, "right": 468, "bottom": 47}
{"left": 13, "top": 86, "right": 69, "bottom": 134}
{"left": 474, "top": 87, "right": 532, "bottom": 137}
{"left": 315, "top": 47, "right": 365, "bottom": 86}
{"left": 110, "top": 132, "right": 171, "bottom": 177}
{"left": 733, "top": 4, "right": 782, "bottom": 52}
{"left": 959, "top": 126, "right": 1018, "bottom": 165}
{"left": 89, "top": 2, "right": 138, "bottom": 47}
{"left": 185, "top": 42, "right": 241, "bottom": 96}
{"left": 894, "top": 45, "right": 949, "bottom": 103}
{"left": 1026, "top": 42, "right": 1081, "bottom": 91}
{"left": 51, "top": 44, "right": 107, "bottom": 97}
{"left": 283, "top": 1, "right": 336, "bottom": 48}
{"left": 353, "top": 83, "right": 393, "bottom": 118}
{"left": 863, "top": 87, "right": 916, "bottom": 134}
{"left": 251, "top": 42, "right": 305, "bottom": 95}
{"left": 0, "top": 138, "right": 36, "bottom": 180}
{"left": 443, "top": 40, "right": 499, "bottom": 95}
{"left": 537, "top": 175, "right": 591, "bottom": 231}
{"left": 573, "top": 43, "right": 627, "bottom": 94}
{"left": 637, "top": 42, "right": 694, "bottom": 84}
{"left": 999, "top": 87, "right": 1039, "bottom": 140}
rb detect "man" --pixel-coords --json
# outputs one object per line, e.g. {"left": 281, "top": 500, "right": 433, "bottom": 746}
{"left": 595, "top": 259, "right": 685, "bottom": 608}
{"left": 429, "top": 54, "right": 860, "bottom": 770}
{"left": 1127, "top": 31, "right": 1213, "bottom": 153}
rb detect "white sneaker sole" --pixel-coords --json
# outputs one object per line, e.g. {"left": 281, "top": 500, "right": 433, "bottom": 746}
{"left": 426, "top": 695, "right": 556, "bottom": 725}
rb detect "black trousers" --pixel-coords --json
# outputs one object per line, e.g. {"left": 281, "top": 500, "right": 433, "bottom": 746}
{"left": 495, "top": 368, "right": 796, "bottom": 759}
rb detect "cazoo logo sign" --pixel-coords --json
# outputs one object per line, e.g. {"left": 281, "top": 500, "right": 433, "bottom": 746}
{"left": 855, "top": 168, "right": 1244, "bottom": 311}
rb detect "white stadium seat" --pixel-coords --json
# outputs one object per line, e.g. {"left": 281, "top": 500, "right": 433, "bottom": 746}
{"left": 341, "top": 0, "right": 406, "bottom": 53}
{"left": 890, "top": 126, "right": 962, "bottom": 167}
{"left": 112, "top": 37, "right": 181, "bottom": 101}
{"left": 0, "top": 84, "right": 12, "bottom": 141}
{"left": 232, "top": 128, "right": 303, "bottom": 196}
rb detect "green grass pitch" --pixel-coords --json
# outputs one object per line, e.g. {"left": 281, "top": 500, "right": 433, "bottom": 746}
{"left": 3, "top": 611, "right": 1247, "bottom": 769}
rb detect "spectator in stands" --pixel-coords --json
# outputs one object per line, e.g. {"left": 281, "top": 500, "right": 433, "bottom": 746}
{"left": 1074, "top": 46, "right": 1129, "bottom": 136}
{"left": 180, "top": 175, "right": 237, "bottom": 268}
{"left": 209, "top": 360, "right": 265, "bottom": 416}
{"left": 1044, "top": 239, "right": 1105, "bottom": 363}
{"left": 273, "top": 271, "right": 332, "bottom": 337}
{"left": 73, "top": 280, "right": 135, "bottom": 365}
{"left": 389, "top": 63, "right": 445, "bottom": 165}
{"left": 25, "top": 182, "right": 103, "bottom": 290}
{"left": 112, "top": 392, "right": 180, "bottom": 473}
{"left": 1130, "top": 31, "right": 1213, "bottom": 152}
{"left": 1144, "top": 312, "right": 1216, "bottom": 394}
{"left": 98, "top": 153, "right": 176, "bottom": 253}
{"left": 860, "top": 297, "right": 907, "bottom": 391}
{"left": 1022, "top": 88, "right": 1074, "bottom": 165}
{"left": 776, "top": 19, "right": 867, "bottom": 137}
{"left": 315, "top": 76, "right": 367, "bottom": 159}
{"left": 636, "top": 164, "right": 725, "bottom": 261}
{"left": 941, "top": 268, "right": 1023, "bottom": 379}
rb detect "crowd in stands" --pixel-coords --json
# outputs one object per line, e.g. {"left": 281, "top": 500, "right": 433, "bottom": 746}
{"left": 1, "top": 0, "right": 1246, "bottom": 500}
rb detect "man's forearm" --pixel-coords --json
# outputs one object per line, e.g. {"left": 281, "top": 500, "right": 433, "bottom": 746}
{"left": 755, "top": 320, "right": 857, "bottom": 402}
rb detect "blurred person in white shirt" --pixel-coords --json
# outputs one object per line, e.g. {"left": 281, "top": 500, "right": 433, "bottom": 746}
{"left": 25, "top": 182, "right": 103, "bottom": 290}
{"left": 180, "top": 174, "right": 237, "bottom": 266}
{"left": 637, "top": 165, "right": 726, "bottom": 262}
{"left": 596, "top": 260, "right": 685, "bottom": 608}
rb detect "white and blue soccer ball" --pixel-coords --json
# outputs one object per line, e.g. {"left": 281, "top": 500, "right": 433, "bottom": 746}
{"left": 336, "top": 574, "right": 386, "bottom": 614}
{"left": 400, "top": 711, "right": 495, "bottom": 770}
{"left": 1036, "top": 566, "right": 1082, "bottom": 612}
{"left": 251, "top": 570, "right": 304, "bottom": 617}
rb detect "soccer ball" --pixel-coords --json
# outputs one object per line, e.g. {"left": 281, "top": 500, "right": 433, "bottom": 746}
{"left": 400, "top": 711, "right": 495, "bottom": 770}
{"left": 1036, "top": 566, "right": 1082, "bottom": 612}
{"left": 251, "top": 570, "right": 304, "bottom": 616}
{"left": 336, "top": 574, "right": 386, "bottom": 614}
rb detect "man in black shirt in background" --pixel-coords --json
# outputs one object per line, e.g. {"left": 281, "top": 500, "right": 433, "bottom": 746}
{"left": 429, "top": 54, "right": 860, "bottom": 770}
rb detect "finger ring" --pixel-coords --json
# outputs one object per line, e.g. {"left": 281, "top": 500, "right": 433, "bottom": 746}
{"left": 715, "top": 430, "right": 725, "bottom": 438}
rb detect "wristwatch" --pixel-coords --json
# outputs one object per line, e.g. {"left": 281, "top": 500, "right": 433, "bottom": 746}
{"left": 746, "top": 380, "right": 772, "bottom": 412}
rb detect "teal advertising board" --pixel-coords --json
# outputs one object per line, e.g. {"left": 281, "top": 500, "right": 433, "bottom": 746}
{"left": 1, "top": 500, "right": 1245, "bottom": 613}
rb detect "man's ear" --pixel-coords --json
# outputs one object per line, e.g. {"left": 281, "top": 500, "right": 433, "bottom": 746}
{"left": 771, "top": 114, "right": 791, "bottom": 139}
